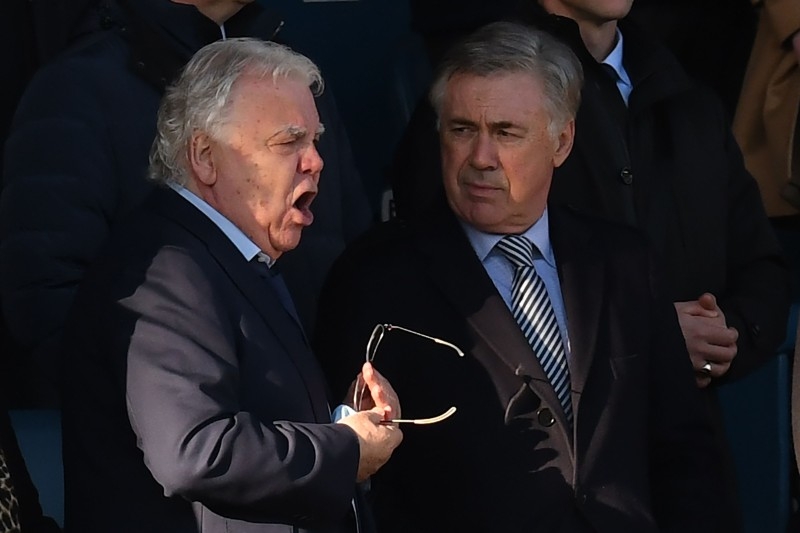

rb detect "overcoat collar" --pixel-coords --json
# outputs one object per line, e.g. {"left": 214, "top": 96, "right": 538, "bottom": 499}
{"left": 412, "top": 203, "right": 604, "bottom": 441}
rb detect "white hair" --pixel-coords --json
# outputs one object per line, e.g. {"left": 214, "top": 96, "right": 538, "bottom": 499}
{"left": 148, "top": 37, "right": 323, "bottom": 185}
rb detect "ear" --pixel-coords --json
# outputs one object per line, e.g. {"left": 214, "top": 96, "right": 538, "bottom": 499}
{"left": 552, "top": 119, "right": 575, "bottom": 168}
{"left": 187, "top": 131, "right": 217, "bottom": 186}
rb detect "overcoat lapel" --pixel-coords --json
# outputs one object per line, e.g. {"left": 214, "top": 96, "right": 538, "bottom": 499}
{"left": 548, "top": 207, "right": 604, "bottom": 424}
{"left": 149, "top": 188, "right": 330, "bottom": 420}
{"left": 414, "top": 208, "right": 573, "bottom": 435}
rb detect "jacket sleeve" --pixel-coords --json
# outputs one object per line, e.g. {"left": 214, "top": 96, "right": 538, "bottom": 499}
{"left": 717, "top": 123, "right": 791, "bottom": 382}
{"left": 121, "top": 247, "right": 361, "bottom": 526}
{"left": 0, "top": 56, "right": 119, "bottom": 392}
{"left": 645, "top": 247, "right": 728, "bottom": 531}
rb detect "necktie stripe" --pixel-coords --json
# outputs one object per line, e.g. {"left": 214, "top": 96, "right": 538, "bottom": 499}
{"left": 497, "top": 235, "right": 573, "bottom": 425}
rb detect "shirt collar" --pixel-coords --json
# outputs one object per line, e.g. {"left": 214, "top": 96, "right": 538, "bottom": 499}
{"left": 169, "top": 183, "right": 276, "bottom": 267}
{"left": 461, "top": 207, "right": 556, "bottom": 267}
{"left": 601, "top": 28, "right": 632, "bottom": 88}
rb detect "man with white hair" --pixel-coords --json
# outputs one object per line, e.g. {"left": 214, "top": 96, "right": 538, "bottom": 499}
{"left": 0, "top": 0, "right": 371, "bottom": 408}
{"left": 59, "top": 37, "right": 402, "bottom": 533}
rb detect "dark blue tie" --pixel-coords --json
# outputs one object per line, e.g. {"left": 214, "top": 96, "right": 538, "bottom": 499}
{"left": 251, "top": 257, "right": 303, "bottom": 329}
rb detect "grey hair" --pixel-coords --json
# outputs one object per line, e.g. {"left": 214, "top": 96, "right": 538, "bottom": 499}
{"left": 148, "top": 37, "right": 323, "bottom": 185}
{"left": 429, "top": 21, "right": 583, "bottom": 137}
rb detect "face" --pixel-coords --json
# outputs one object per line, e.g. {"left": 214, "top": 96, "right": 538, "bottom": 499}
{"left": 171, "top": 0, "right": 254, "bottom": 24}
{"left": 189, "top": 72, "right": 324, "bottom": 259}
{"left": 439, "top": 72, "right": 574, "bottom": 234}
{"left": 539, "top": 0, "right": 633, "bottom": 25}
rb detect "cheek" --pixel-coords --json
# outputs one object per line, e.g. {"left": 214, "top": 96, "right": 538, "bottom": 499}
{"left": 441, "top": 143, "right": 469, "bottom": 177}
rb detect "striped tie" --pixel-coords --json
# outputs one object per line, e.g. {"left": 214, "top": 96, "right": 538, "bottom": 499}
{"left": 496, "top": 235, "right": 573, "bottom": 425}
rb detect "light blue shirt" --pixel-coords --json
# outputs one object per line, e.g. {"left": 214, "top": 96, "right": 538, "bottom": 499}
{"left": 169, "top": 183, "right": 275, "bottom": 266}
{"left": 602, "top": 29, "right": 633, "bottom": 106}
{"left": 461, "top": 208, "right": 572, "bottom": 358}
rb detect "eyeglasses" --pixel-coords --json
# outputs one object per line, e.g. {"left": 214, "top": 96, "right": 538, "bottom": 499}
{"left": 355, "top": 323, "right": 464, "bottom": 425}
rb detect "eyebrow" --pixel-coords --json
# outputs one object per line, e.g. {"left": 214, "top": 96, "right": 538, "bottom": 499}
{"left": 445, "top": 117, "right": 526, "bottom": 132}
{"left": 283, "top": 125, "right": 307, "bottom": 139}
{"left": 275, "top": 122, "right": 326, "bottom": 140}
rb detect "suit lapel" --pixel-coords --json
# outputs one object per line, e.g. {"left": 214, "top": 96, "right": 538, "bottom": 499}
{"left": 148, "top": 188, "right": 330, "bottom": 420}
{"left": 549, "top": 207, "right": 604, "bottom": 423}
{"left": 414, "top": 208, "right": 572, "bottom": 433}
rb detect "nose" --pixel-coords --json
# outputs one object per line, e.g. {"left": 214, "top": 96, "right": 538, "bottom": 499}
{"left": 469, "top": 133, "right": 499, "bottom": 171}
{"left": 299, "top": 143, "right": 324, "bottom": 177}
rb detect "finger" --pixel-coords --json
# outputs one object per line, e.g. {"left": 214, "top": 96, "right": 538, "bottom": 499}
{"left": 699, "top": 323, "right": 738, "bottom": 345}
{"left": 697, "top": 292, "right": 718, "bottom": 312}
{"left": 361, "top": 409, "right": 384, "bottom": 424}
{"left": 695, "top": 374, "right": 712, "bottom": 389}
{"left": 694, "top": 342, "right": 737, "bottom": 364}
{"left": 707, "top": 361, "right": 731, "bottom": 379}
{"left": 362, "top": 363, "right": 396, "bottom": 417}
{"left": 675, "top": 301, "right": 718, "bottom": 318}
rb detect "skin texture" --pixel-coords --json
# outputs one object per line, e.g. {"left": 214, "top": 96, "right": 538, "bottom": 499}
{"left": 338, "top": 363, "right": 404, "bottom": 482}
{"left": 674, "top": 293, "right": 738, "bottom": 387}
{"left": 170, "top": 0, "right": 254, "bottom": 24}
{"left": 188, "top": 72, "right": 324, "bottom": 261}
{"left": 439, "top": 72, "right": 574, "bottom": 234}
{"left": 539, "top": 0, "right": 634, "bottom": 60}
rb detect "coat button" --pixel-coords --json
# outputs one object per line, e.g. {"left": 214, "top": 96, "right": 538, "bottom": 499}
{"left": 620, "top": 167, "right": 634, "bottom": 185}
{"left": 536, "top": 407, "right": 555, "bottom": 427}
{"left": 751, "top": 323, "right": 761, "bottom": 338}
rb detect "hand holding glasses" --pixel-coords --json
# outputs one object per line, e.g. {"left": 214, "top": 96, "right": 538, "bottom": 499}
{"left": 354, "top": 323, "right": 464, "bottom": 425}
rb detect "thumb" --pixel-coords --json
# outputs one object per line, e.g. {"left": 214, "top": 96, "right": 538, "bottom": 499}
{"left": 698, "top": 292, "right": 717, "bottom": 311}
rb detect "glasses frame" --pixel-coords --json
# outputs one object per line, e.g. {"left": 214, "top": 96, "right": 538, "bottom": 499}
{"left": 355, "top": 323, "right": 464, "bottom": 425}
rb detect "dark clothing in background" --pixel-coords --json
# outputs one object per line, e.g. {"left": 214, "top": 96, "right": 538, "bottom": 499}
{"left": 407, "top": 0, "right": 757, "bottom": 118}
{"left": 0, "top": 0, "right": 372, "bottom": 408}
{"left": 627, "top": 0, "right": 757, "bottom": 120}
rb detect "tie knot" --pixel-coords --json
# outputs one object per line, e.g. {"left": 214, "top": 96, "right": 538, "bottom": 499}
{"left": 601, "top": 62, "right": 619, "bottom": 82}
{"left": 496, "top": 235, "right": 535, "bottom": 268}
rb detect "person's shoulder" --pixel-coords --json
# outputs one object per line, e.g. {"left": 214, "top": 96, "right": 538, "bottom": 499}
{"left": 325, "top": 218, "right": 434, "bottom": 288}
{"left": 338, "top": 218, "right": 417, "bottom": 265}
{"left": 551, "top": 205, "right": 650, "bottom": 254}
{"left": 35, "top": 29, "right": 130, "bottom": 78}
{"left": 14, "top": 30, "right": 139, "bottom": 115}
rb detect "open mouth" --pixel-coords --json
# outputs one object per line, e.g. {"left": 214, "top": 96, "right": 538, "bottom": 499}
{"left": 294, "top": 190, "right": 316, "bottom": 211}
{"left": 292, "top": 190, "right": 317, "bottom": 225}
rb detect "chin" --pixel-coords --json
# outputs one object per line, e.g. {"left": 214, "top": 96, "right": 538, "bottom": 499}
{"left": 280, "top": 232, "right": 305, "bottom": 253}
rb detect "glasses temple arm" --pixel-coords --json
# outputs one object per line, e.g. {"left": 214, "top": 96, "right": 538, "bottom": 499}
{"left": 385, "top": 324, "right": 465, "bottom": 357}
